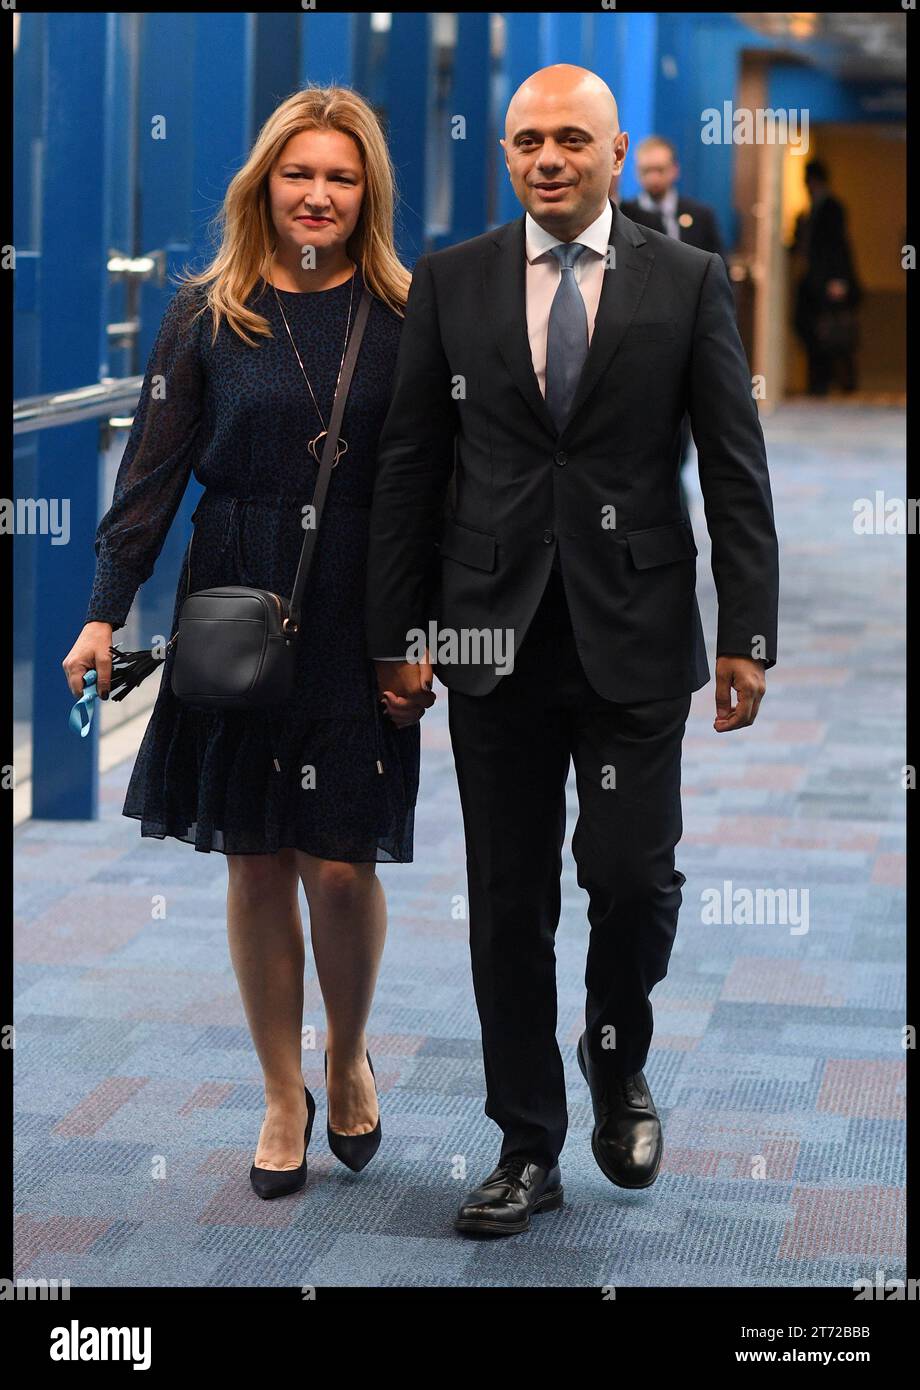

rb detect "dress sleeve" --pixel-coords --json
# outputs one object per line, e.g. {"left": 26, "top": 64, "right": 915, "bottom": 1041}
{"left": 84, "top": 286, "right": 205, "bottom": 631}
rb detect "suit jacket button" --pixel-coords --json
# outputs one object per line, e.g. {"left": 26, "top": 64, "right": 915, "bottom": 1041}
{"left": 543, "top": 530, "right": 554, "bottom": 544}
{"left": 554, "top": 451, "right": 567, "bottom": 466}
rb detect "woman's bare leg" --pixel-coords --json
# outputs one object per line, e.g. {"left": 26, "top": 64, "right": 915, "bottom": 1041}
{"left": 296, "top": 855, "right": 385, "bottom": 1135}
{"left": 226, "top": 848, "right": 308, "bottom": 1169}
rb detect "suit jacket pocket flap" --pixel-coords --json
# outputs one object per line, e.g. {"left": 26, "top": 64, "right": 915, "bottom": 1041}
{"left": 626, "top": 520, "right": 698, "bottom": 569}
{"left": 439, "top": 519, "right": 497, "bottom": 572}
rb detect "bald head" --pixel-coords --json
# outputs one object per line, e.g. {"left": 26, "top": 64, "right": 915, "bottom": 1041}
{"left": 505, "top": 64, "right": 620, "bottom": 142}
{"left": 500, "top": 64, "right": 628, "bottom": 239}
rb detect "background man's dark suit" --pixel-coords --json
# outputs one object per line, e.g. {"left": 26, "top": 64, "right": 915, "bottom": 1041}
{"left": 620, "top": 192, "right": 726, "bottom": 507}
{"left": 620, "top": 192, "right": 726, "bottom": 261}
{"left": 366, "top": 200, "right": 779, "bottom": 1167}
{"left": 792, "top": 190, "right": 862, "bottom": 394}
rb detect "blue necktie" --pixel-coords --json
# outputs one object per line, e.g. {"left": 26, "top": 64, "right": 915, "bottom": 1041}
{"left": 545, "top": 241, "right": 588, "bottom": 433}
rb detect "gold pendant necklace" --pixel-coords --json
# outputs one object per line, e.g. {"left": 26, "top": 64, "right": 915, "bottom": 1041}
{"left": 269, "top": 253, "right": 357, "bottom": 469}
{"left": 307, "top": 429, "right": 348, "bottom": 466}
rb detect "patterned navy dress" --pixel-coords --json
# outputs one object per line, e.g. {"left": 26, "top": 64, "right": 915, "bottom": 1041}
{"left": 84, "top": 267, "right": 420, "bottom": 862}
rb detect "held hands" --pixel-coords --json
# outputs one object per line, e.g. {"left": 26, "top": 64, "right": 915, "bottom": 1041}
{"left": 374, "top": 651, "right": 436, "bottom": 728}
{"left": 62, "top": 622, "right": 114, "bottom": 699}
{"left": 714, "top": 655, "right": 766, "bottom": 732}
{"left": 66, "top": 633, "right": 763, "bottom": 733}
{"left": 373, "top": 649, "right": 767, "bottom": 732}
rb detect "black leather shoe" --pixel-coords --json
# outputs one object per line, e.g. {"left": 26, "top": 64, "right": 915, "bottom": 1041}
{"left": 454, "top": 1158, "right": 564, "bottom": 1236}
{"left": 576, "top": 1032, "right": 662, "bottom": 1188}
{"left": 249, "top": 1084, "right": 316, "bottom": 1199}
{"left": 324, "top": 1049, "right": 382, "bottom": 1172}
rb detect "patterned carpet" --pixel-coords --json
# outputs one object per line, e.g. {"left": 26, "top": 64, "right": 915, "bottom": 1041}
{"left": 14, "top": 402, "right": 905, "bottom": 1287}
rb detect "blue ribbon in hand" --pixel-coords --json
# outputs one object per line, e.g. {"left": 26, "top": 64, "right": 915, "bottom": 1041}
{"left": 68, "top": 669, "right": 98, "bottom": 737}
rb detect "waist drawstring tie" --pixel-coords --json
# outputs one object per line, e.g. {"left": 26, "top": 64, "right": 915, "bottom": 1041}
{"left": 368, "top": 659, "right": 384, "bottom": 776}
{"left": 266, "top": 708, "right": 282, "bottom": 774}
{"left": 266, "top": 679, "right": 381, "bottom": 778}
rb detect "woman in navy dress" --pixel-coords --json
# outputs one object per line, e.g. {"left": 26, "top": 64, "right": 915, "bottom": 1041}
{"left": 63, "top": 87, "right": 434, "bottom": 1193}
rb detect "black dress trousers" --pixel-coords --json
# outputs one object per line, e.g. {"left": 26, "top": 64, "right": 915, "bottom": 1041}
{"left": 446, "top": 563, "right": 692, "bottom": 1169}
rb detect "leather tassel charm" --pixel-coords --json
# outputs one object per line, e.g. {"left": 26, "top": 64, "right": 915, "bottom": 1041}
{"left": 107, "top": 643, "right": 166, "bottom": 702}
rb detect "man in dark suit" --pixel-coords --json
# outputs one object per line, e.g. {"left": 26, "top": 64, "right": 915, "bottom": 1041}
{"left": 619, "top": 134, "right": 726, "bottom": 261}
{"left": 366, "top": 65, "right": 779, "bottom": 1237}
{"left": 790, "top": 158, "right": 862, "bottom": 395}
{"left": 620, "top": 134, "right": 727, "bottom": 516}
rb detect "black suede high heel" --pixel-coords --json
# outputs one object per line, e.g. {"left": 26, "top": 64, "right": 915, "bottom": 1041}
{"left": 324, "top": 1049, "right": 382, "bottom": 1172}
{"left": 249, "top": 1084, "right": 316, "bottom": 1199}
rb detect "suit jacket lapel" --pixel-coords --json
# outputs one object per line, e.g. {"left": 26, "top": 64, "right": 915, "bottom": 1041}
{"left": 484, "top": 199, "right": 656, "bottom": 440}
{"left": 484, "top": 214, "right": 557, "bottom": 438}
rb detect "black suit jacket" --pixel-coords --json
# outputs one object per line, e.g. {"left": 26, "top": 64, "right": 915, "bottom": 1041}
{"left": 792, "top": 193, "right": 862, "bottom": 316}
{"left": 365, "top": 200, "right": 779, "bottom": 701}
{"left": 620, "top": 194, "right": 726, "bottom": 261}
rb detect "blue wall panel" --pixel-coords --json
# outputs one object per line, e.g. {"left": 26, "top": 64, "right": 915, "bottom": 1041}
{"left": 385, "top": 14, "right": 432, "bottom": 264}
{"left": 32, "top": 13, "right": 110, "bottom": 818}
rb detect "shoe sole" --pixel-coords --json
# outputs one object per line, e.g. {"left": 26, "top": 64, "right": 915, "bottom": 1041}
{"left": 454, "top": 1185, "right": 564, "bottom": 1236}
{"left": 577, "top": 1036, "right": 663, "bottom": 1190}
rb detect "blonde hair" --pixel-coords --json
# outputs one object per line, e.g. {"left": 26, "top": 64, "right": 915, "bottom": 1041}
{"left": 174, "top": 86, "right": 412, "bottom": 347}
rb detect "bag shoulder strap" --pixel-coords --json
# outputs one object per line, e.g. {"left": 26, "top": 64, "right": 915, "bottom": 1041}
{"left": 286, "top": 285, "right": 372, "bottom": 630}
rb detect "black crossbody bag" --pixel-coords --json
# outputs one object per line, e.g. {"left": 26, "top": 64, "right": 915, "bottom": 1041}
{"left": 168, "top": 286, "right": 372, "bottom": 711}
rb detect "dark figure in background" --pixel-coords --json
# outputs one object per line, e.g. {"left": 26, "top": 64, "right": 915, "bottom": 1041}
{"left": 790, "top": 159, "right": 862, "bottom": 396}
{"left": 620, "top": 135, "right": 728, "bottom": 520}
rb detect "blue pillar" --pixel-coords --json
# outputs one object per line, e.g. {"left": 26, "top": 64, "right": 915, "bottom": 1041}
{"left": 435, "top": 13, "right": 491, "bottom": 250}
{"left": 689, "top": 18, "right": 744, "bottom": 249}
{"left": 585, "top": 9, "right": 624, "bottom": 127}
{"left": 190, "top": 14, "right": 255, "bottom": 254}
{"left": 253, "top": 12, "right": 302, "bottom": 139}
{"left": 608, "top": 12, "right": 657, "bottom": 202}
{"left": 543, "top": 10, "right": 594, "bottom": 67}
{"left": 496, "top": 13, "right": 546, "bottom": 225}
{"left": 133, "top": 12, "right": 254, "bottom": 646}
{"left": 352, "top": 12, "right": 373, "bottom": 98}
{"left": 13, "top": 15, "right": 45, "bottom": 790}
{"left": 301, "top": 11, "right": 355, "bottom": 86}
{"left": 385, "top": 14, "right": 433, "bottom": 264}
{"left": 31, "top": 13, "right": 110, "bottom": 820}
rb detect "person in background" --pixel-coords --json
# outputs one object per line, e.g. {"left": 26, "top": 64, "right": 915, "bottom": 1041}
{"left": 619, "top": 135, "right": 728, "bottom": 519}
{"left": 790, "top": 158, "right": 862, "bottom": 396}
{"left": 619, "top": 134, "right": 726, "bottom": 261}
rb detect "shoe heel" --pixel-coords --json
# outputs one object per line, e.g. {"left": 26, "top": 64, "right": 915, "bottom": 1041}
{"left": 535, "top": 1185, "right": 564, "bottom": 1213}
{"left": 304, "top": 1083, "right": 317, "bottom": 1149}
